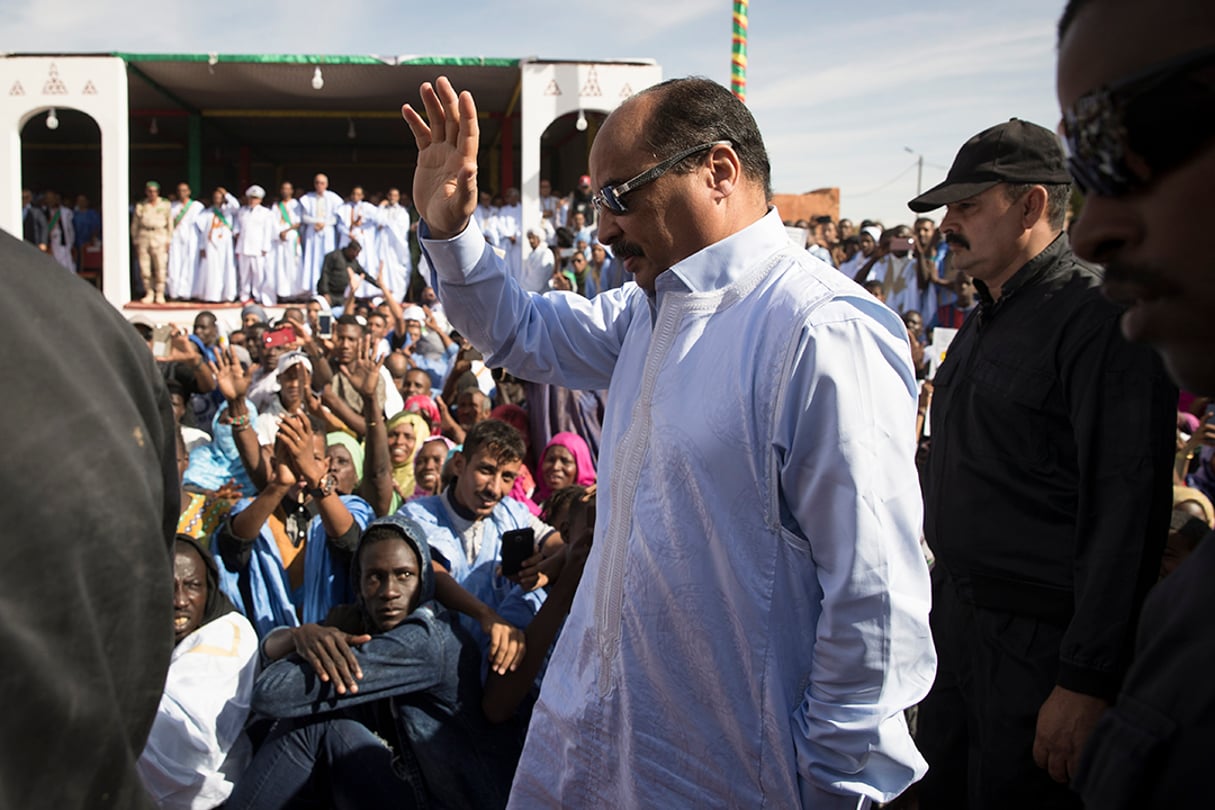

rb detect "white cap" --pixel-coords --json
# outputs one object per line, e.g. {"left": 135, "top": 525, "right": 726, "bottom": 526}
{"left": 245, "top": 185, "right": 266, "bottom": 199}
{"left": 401, "top": 305, "right": 425, "bottom": 324}
{"left": 276, "top": 350, "right": 312, "bottom": 375}
{"left": 863, "top": 226, "right": 882, "bottom": 242}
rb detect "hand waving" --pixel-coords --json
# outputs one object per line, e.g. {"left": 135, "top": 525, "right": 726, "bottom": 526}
{"left": 210, "top": 346, "right": 249, "bottom": 403}
{"left": 342, "top": 336, "right": 384, "bottom": 400}
{"left": 401, "top": 76, "right": 480, "bottom": 239}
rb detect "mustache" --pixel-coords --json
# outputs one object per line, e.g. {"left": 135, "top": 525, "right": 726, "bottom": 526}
{"left": 944, "top": 234, "right": 970, "bottom": 249}
{"left": 611, "top": 241, "right": 644, "bottom": 259}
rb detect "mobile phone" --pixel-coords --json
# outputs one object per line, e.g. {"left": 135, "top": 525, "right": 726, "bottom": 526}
{"left": 317, "top": 313, "right": 333, "bottom": 339}
{"left": 500, "top": 528, "right": 535, "bottom": 577}
{"left": 890, "top": 236, "right": 915, "bottom": 253}
{"left": 151, "top": 324, "right": 172, "bottom": 358}
{"left": 263, "top": 326, "right": 295, "bottom": 349}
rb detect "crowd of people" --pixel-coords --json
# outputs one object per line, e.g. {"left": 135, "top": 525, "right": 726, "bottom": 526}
{"left": 19, "top": 188, "right": 101, "bottom": 272}
{"left": 8, "top": 2, "right": 1215, "bottom": 807}
{"left": 20, "top": 173, "right": 631, "bottom": 307}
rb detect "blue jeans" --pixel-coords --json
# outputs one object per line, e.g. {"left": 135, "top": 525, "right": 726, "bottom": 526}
{"left": 225, "top": 715, "right": 422, "bottom": 810}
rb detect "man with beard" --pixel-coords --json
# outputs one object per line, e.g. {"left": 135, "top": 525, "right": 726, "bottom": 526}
{"left": 911, "top": 119, "right": 1176, "bottom": 808}
{"left": 1056, "top": 1, "right": 1215, "bottom": 804}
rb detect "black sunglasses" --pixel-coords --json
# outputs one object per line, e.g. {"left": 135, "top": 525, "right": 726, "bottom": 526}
{"left": 1059, "top": 45, "right": 1215, "bottom": 197}
{"left": 591, "top": 140, "right": 732, "bottom": 215}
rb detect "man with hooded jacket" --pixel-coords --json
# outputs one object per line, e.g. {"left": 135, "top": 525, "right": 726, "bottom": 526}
{"left": 225, "top": 515, "right": 520, "bottom": 809}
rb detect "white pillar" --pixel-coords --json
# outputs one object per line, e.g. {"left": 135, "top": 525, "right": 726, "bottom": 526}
{"left": 518, "top": 61, "right": 662, "bottom": 262}
{"left": 0, "top": 57, "right": 131, "bottom": 307}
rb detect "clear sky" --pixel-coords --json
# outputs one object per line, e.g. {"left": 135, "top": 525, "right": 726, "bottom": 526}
{"left": 2, "top": 0, "right": 1067, "bottom": 227}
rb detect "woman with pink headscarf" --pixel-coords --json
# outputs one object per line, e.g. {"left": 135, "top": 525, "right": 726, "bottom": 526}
{"left": 535, "top": 432, "right": 597, "bottom": 505}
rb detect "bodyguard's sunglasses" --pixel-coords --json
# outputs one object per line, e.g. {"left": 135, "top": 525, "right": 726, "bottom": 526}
{"left": 1059, "top": 45, "right": 1215, "bottom": 197}
{"left": 591, "top": 140, "right": 732, "bottom": 215}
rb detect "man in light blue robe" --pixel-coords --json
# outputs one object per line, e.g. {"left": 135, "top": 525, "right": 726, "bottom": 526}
{"left": 397, "top": 418, "right": 552, "bottom": 661}
{"left": 403, "top": 75, "right": 935, "bottom": 809}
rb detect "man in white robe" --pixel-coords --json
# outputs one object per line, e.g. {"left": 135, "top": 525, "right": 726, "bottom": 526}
{"left": 169, "top": 183, "right": 205, "bottom": 301}
{"left": 234, "top": 186, "right": 276, "bottom": 305}
{"left": 299, "top": 173, "right": 343, "bottom": 294}
{"left": 863, "top": 228, "right": 936, "bottom": 317}
{"left": 42, "top": 191, "right": 75, "bottom": 271}
{"left": 403, "top": 75, "right": 935, "bottom": 809}
{"left": 270, "top": 181, "right": 303, "bottom": 299}
{"left": 497, "top": 187, "right": 523, "bottom": 281}
{"left": 138, "top": 537, "right": 258, "bottom": 810}
{"left": 194, "top": 188, "right": 239, "bottom": 302}
{"left": 378, "top": 187, "right": 413, "bottom": 299}
{"left": 337, "top": 186, "right": 382, "bottom": 298}
{"left": 520, "top": 229, "right": 554, "bottom": 293}
{"left": 538, "top": 178, "right": 562, "bottom": 245}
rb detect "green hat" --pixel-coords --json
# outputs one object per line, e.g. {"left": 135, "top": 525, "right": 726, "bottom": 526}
{"left": 145, "top": 180, "right": 160, "bottom": 190}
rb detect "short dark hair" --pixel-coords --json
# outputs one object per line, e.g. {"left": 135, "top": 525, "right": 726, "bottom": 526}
{"left": 335, "top": 314, "right": 364, "bottom": 332}
{"left": 636, "top": 77, "right": 772, "bottom": 199}
{"left": 1003, "top": 182, "right": 1071, "bottom": 230}
{"left": 541, "top": 484, "right": 588, "bottom": 525}
{"left": 461, "top": 418, "right": 525, "bottom": 465}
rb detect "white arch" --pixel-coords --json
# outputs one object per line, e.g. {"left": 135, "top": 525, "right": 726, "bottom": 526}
{"left": 518, "top": 61, "right": 662, "bottom": 258}
{"left": 0, "top": 57, "right": 130, "bottom": 305}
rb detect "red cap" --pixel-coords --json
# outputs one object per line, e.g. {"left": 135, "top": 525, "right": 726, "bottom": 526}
{"left": 578, "top": 174, "right": 592, "bottom": 187}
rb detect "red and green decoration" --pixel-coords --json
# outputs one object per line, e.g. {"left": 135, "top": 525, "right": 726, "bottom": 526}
{"left": 731, "top": 0, "right": 749, "bottom": 102}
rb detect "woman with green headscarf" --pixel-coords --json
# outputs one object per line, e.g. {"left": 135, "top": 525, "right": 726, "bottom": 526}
{"left": 325, "top": 431, "right": 364, "bottom": 495}
{"left": 386, "top": 412, "right": 430, "bottom": 511}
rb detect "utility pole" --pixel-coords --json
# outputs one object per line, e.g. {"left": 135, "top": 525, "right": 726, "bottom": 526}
{"left": 905, "top": 147, "right": 924, "bottom": 195}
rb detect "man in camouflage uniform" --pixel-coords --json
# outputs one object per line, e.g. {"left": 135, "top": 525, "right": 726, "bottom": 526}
{"left": 131, "top": 181, "right": 172, "bottom": 304}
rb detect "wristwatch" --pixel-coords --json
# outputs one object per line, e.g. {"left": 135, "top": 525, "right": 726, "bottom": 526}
{"left": 307, "top": 472, "right": 338, "bottom": 499}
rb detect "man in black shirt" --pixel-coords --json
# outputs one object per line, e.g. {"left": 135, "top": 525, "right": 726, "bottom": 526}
{"left": 318, "top": 241, "right": 364, "bottom": 308}
{"left": 911, "top": 119, "right": 1175, "bottom": 809}
{"left": 1056, "top": 2, "right": 1215, "bottom": 806}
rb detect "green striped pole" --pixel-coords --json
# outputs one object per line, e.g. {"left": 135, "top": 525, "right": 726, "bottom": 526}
{"left": 731, "top": 0, "right": 749, "bottom": 102}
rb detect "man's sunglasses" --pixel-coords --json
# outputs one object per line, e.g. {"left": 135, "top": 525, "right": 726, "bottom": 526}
{"left": 1059, "top": 45, "right": 1215, "bottom": 197}
{"left": 591, "top": 141, "right": 732, "bottom": 215}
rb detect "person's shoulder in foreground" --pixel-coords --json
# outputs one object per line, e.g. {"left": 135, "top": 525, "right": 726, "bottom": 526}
{"left": 0, "top": 232, "right": 178, "bottom": 809}
{"left": 1057, "top": 0, "right": 1215, "bottom": 805}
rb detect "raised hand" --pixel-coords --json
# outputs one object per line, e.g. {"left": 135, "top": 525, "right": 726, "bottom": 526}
{"left": 165, "top": 326, "right": 198, "bottom": 364}
{"left": 277, "top": 413, "right": 325, "bottom": 488}
{"left": 400, "top": 76, "right": 480, "bottom": 238}
{"left": 210, "top": 346, "right": 249, "bottom": 403}
{"left": 342, "top": 335, "right": 384, "bottom": 400}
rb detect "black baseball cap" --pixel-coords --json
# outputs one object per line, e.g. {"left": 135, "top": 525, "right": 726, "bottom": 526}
{"left": 908, "top": 118, "right": 1072, "bottom": 213}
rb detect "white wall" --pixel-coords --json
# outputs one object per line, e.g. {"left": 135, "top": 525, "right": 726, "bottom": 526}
{"left": 518, "top": 61, "right": 663, "bottom": 256}
{"left": 0, "top": 56, "right": 130, "bottom": 305}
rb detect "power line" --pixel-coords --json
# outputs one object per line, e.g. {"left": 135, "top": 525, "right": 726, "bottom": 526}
{"left": 849, "top": 161, "right": 920, "bottom": 198}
